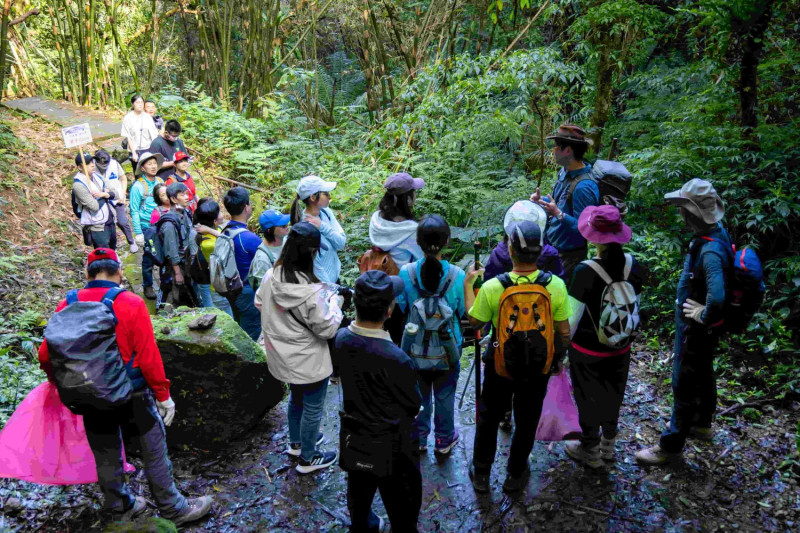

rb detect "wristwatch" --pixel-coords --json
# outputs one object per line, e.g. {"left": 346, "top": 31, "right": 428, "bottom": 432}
{"left": 556, "top": 211, "right": 566, "bottom": 221}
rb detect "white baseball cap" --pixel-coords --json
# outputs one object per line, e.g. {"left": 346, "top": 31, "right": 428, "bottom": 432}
{"left": 503, "top": 200, "right": 547, "bottom": 245}
{"left": 296, "top": 175, "right": 337, "bottom": 200}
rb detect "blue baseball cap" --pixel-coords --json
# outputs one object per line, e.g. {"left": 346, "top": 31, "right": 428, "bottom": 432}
{"left": 259, "top": 210, "right": 291, "bottom": 232}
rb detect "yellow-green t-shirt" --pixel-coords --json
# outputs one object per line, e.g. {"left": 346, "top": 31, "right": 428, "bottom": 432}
{"left": 468, "top": 271, "right": 572, "bottom": 328}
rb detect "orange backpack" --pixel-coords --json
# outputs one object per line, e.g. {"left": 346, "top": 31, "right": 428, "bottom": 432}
{"left": 357, "top": 247, "right": 400, "bottom": 276}
{"left": 493, "top": 272, "right": 556, "bottom": 380}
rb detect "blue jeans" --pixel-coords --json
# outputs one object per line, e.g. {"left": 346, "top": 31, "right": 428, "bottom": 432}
{"left": 142, "top": 248, "right": 154, "bottom": 288}
{"left": 196, "top": 283, "right": 234, "bottom": 317}
{"left": 227, "top": 285, "right": 261, "bottom": 341}
{"left": 288, "top": 378, "right": 329, "bottom": 462}
{"left": 412, "top": 362, "right": 460, "bottom": 445}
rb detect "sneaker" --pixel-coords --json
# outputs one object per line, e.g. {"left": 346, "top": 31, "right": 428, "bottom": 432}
{"left": 296, "top": 451, "right": 338, "bottom": 474}
{"left": 170, "top": 496, "right": 214, "bottom": 526}
{"left": 112, "top": 496, "right": 147, "bottom": 522}
{"left": 434, "top": 430, "right": 459, "bottom": 455}
{"left": 143, "top": 286, "right": 157, "bottom": 300}
{"left": 600, "top": 436, "right": 616, "bottom": 461}
{"left": 285, "top": 433, "right": 325, "bottom": 457}
{"left": 468, "top": 466, "right": 490, "bottom": 493}
{"left": 565, "top": 441, "right": 604, "bottom": 469}
{"left": 502, "top": 466, "right": 530, "bottom": 493}
{"left": 635, "top": 445, "right": 680, "bottom": 466}
{"left": 129, "top": 242, "right": 139, "bottom": 253}
{"left": 689, "top": 426, "right": 714, "bottom": 441}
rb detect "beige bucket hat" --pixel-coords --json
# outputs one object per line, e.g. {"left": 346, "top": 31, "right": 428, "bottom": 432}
{"left": 664, "top": 178, "right": 725, "bottom": 224}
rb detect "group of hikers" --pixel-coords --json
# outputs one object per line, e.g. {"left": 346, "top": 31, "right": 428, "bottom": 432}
{"left": 29, "top": 118, "right": 757, "bottom": 531}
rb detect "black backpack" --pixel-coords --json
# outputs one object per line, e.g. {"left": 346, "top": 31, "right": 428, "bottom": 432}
{"left": 143, "top": 214, "right": 183, "bottom": 266}
{"left": 186, "top": 233, "right": 211, "bottom": 284}
{"left": 567, "top": 160, "right": 633, "bottom": 215}
{"left": 44, "top": 287, "right": 139, "bottom": 415}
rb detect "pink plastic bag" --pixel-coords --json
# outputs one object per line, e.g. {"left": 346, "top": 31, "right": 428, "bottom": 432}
{"left": 0, "top": 382, "right": 135, "bottom": 485}
{"left": 535, "top": 371, "right": 582, "bottom": 441}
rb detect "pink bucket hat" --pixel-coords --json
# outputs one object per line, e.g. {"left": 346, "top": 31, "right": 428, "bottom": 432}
{"left": 578, "top": 205, "right": 632, "bottom": 245}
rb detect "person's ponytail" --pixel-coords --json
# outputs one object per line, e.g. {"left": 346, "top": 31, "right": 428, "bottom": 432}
{"left": 290, "top": 195, "right": 303, "bottom": 225}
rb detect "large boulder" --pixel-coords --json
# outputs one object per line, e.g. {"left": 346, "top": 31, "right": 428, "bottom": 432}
{"left": 151, "top": 307, "right": 285, "bottom": 449}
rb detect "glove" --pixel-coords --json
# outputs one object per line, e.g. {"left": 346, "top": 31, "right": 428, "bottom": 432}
{"left": 156, "top": 397, "right": 176, "bottom": 426}
{"left": 135, "top": 234, "right": 145, "bottom": 246}
{"left": 682, "top": 298, "right": 706, "bottom": 324}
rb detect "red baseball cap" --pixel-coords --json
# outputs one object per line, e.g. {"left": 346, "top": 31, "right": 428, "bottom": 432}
{"left": 174, "top": 151, "right": 190, "bottom": 162}
{"left": 87, "top": 248, "right": 120, "bottom": 266}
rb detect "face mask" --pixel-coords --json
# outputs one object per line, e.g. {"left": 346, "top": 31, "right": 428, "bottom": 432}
{"left": 95, "top": 160, "right": 109, "bottom": 173}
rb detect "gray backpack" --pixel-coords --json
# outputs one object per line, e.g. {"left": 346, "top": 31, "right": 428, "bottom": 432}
{"left": 248, "top": 244, "right": 278, "bottom": 291}
{"left": 399, "top": 264, "right": 461, "bottom": 372}
{"left": 209, "top": 226, "right": 246, "bottom": 297}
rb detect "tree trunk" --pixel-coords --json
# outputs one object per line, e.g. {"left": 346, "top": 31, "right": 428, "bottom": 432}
{"left": 0, "top": 0, "right": 12, "bottom": 101}
{"left": 736, "top": 0, "right": 777, "bottom": 135}
{"left": 589, "top": 41, "right": 614, "bottom": 153}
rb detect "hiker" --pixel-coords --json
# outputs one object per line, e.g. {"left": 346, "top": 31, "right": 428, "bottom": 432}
{"left": 130, "top": 152, "right": 165, "bottom": 300}
{"left": 248, "top": 210, "right": 290, "bottom": 292}
{"left": 72, "top": 153, "right": 116, "bottom": 250}
{"left": 396, "top": 215, "right": 475, "bottom": 456}
{"left": 37, "top": 248, "right": 213, "bottom": 524}
{"left": 468, "top": 220, "right": 572, "bottom": 494}
{"left": 530, "top": 124, "right": 599, "bottom": 279}
{"left": 290, "top": 175, "right": 346, "bottom": 284}
{"left": 121, "top": 95, "right": 159, "bottom": 163}
{"left": 148, "top": 120, "right": 188, "bottom": 180}
{"left": 564, "top": 205, "right": 643, "bottom": 468}
{"left": 144, "top": 100, "right": 164, "bottom": 133}
{"left": 335, "top": 271, "right": 423, "bottom": 532}
{"left": 221, "top": 187, "right": 263, "bottom": 341}
{"left": 164, "top": 152, "right": 197, "bottom": 213}
{"left": 367, "top": 172, "right": 426, "bottom": 343}
{"left": 149, "top": 183, "right": 170, "bottom": 225}
{"left": 255, "top": 222, "right": 343, "bottom": 474}
{"left": 192, "top": 199, "right": 234, "bottom": 316}
{"left": 636, "top": 179, "right": 731, "bottom": 465}
{"left": 158, "top": 183, "right": 198, "bottom": 308}
{"left": 93, "top": 149, "right": 137, "bottom": 253}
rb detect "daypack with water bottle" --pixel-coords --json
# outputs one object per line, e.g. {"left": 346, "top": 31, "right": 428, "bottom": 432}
{"left": 209, "top": 226, "right": 246, "bottom": 297}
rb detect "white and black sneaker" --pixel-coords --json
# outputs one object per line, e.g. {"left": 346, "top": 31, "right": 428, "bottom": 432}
{"left": 285, "top": 433, "right": 325, "bottom": 457}
{"left": 296, "top": 451, "right": 338, "bottom": 474}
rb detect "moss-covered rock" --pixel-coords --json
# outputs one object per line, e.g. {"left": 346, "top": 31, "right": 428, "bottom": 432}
{"left": 104, "top": 517, "right": 177, "bottom": 533}
{"left": 152, "top": 307, "right": 285, "bottom": 449}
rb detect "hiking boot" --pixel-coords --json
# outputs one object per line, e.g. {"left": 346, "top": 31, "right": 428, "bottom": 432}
{"left": 129, "top": 242, "right": 139, "bottom": 254}
{"left": 499, "top": 411, "right": 513, "bottom": 432}
{"left": 170, "top": 496, "right": 214, "bottom": 526}
{"left": 502, "top": 466, "right": 530, "bottom": 493}
{"left": 434, "top": 430, "right": 459, "bottom": 455}
{"left": 143, "top": 286, "right": 157, "bottom": 300}
{"left": 286, "top": 433, "right": 325, "bottom": 457}
{"left": 296, "top": 451, "right": 338, "bottom": 474}
{"left": 112, "top": 496, "right": 147, "bottom": 522}
{"left": 689, "top": 426, "right": 714, "bottom": 441}
{"left": 635, "top": 445, "right": 680, "bottom": 466}
{"left": 565, "top": 441, "right": 604, "bottom": 469}
{"left": 600, "top": 436, "right": 616, "bottom": 461}
{"left": 468, "top": 466, "right": 490, "bottom": 493}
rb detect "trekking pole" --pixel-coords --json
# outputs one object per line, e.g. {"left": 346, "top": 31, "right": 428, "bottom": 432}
{"left": 458, "top": 358, "right": 475, "bottom": 409}
{"left": 473, "top": 240, "right": 483, "bottom": 422}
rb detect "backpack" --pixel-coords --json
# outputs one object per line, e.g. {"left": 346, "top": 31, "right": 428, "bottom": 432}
{"left": 186, "top": 233, "right": 211, "bottom": 284}
{"left": 248, "top": 244, "right": 278, "bottom": 290}
{"left": 567, "top": 160, "right": 633, "bottom": 215}
{"left": 494, "top": 272, "right": 556, "bottom": 380}
{"left": 698, "top": 236, "right": 765, "bottom": 334}
{"left": 357, "top": 247, "right": 400, "bottom": 276}
{"left": 580, "top": 254, "right": 641, "bottom": 348}
{"left": 143, "top": 213, "right": 182, "bottom": 266}
{"left": 71, "top": 179, "right": 85, "bottom": 219}
{"left": 399, "top": 263, "right": 461, "bottom": 372}
{"left": 209, "top": 226, "right": 247, "bottom": 297}
{"left": 44, "top": 287, "right": 142, "bottom": 415}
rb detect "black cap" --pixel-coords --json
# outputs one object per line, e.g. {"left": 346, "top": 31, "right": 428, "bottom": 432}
{"left": 508, "top": 220, "right": 543, "bottom": 252}
{"left": 289, "top": 221, "right": 321, "bottom": 246}
{"left": 355, "top": 271, "right": 405, "bottom": 302}
{"left": 93, "top": 149, "right": 111, "bottom": 164}
{"left": 75, "top": 153, "right": 93, "bottom": 167}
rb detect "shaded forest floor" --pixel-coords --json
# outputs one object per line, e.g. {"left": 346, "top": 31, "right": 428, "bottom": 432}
{"left": 0, "top": 111, "right": 798, "bottom": 532}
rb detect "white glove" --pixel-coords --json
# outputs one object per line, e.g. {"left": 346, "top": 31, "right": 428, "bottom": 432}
{"left": 682, "top": 298, "right": 706, "bottom": 324}
{"left": 135, "top": 234, "right": 145, "bottom": 246}
{"left": 156, "top": 397, "right": 176, "bottom": 426}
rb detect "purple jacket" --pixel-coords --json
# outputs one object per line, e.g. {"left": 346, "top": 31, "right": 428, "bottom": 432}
{"left": 484, "top": 241, "right": 565, "bottom": 282}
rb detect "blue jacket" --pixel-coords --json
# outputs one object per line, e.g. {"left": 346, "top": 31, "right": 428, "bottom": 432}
{"left": 544, "top": 164, "right": 599, "bottom": 252}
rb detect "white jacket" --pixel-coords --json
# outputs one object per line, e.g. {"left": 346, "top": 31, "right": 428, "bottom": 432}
{"left": 368, "top": 211, "right": 423, "bottom": 268}
{"left": 255, "top": 266, "right": 343, "bottom": 384}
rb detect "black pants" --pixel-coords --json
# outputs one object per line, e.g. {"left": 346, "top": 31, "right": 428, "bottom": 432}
{"left": 472, "top": 360, "right": 550, "bottom": 476}
{"left": 383, "top": 306, "right": 407, "bottom": 346}
{"left": 89, "top": 221, "right": 117, "bottom": 250}
{"left": 569, "top": 351, "right": 630, "bottom": 447}
{"left": 346, "top": 453, "right": 421, "bottom": 533}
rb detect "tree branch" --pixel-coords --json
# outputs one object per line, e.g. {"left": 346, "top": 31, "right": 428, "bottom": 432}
{"left": 10, "top": 8, "right": 40, "bottom": 26}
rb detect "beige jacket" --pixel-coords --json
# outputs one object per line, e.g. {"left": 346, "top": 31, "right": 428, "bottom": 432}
{"left": 256, "top": 266, "right": 343, "bottom": 384}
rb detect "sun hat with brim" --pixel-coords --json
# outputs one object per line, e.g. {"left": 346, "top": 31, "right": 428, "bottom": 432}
{"left": 578, "top": 205, "right": 632, "bottom": 245}
{"left": 503, "top": 200, "right": 546, "bottom": 244}
{"left": 134, "top": 152, "right": 165, "bottom": 177}
{"left": 297, "top": 175, "right": 337, "bottom": 200}
{"left": 545, "top": 123, "right": 593, "bottom": 146}
{"left": 664, "top": 178, "right": 725, "bottom": 224}
{"left": 384, "top": 172, "right": 425, "bottom": 194}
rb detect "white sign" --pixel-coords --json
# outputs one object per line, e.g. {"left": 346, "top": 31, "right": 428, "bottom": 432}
{"left": 61, "top": 123, "right": 93, "bottom": 148}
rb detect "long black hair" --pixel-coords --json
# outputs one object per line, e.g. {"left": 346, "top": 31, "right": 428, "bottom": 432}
{"left": 275, "top": 222, "right": 320, "bottom": 284}
{"left": 598, "top": 243, "right": 627, "bottom": 280}
{"left": 417, "top": 214, "right": 450, "bottom": 293}
{"left": 378, "top": 190, "right": 416, "bottom": 222}
{"left": 290, "top": 195, "right": 311, "bottom": 225}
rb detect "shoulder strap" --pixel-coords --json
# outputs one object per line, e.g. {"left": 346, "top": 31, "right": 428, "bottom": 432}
{"left": 224, "top": 227, "right": 247, "bottom": 239}
{"left": 497, "top": 273, "right": 515, "bottom": 290}
{"left": 404, "top": 263, "right": 422, "bottom": 293}
{"left": 436, "top": 265, "right": 459, "bottom": 297}
{"left": 257, "top": 244, "right": 276, "bottom": 263}
{"left": 566, "top": 174, "right": 597, "bottom": 210}
{"left": 157, "top": 215, "right": 184, "bottom": 248}
{"left": 582, "top": 259, "right": 613, "bottom": 285}
{"left": 66, "top": 289, "right": 80, "bottom": 305}
{"left": 623, "top": 253, "right": 633, "bottom": 280}
{"left": 101, "top": 287, "right": 125, "bottom": 323}
{"left": 534, "top": 271, "right": 552, "bottom": 287}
